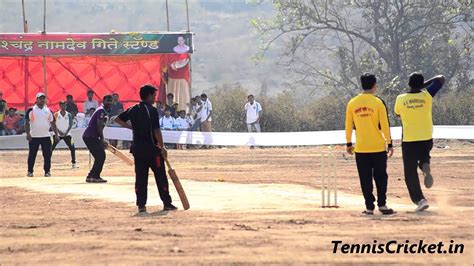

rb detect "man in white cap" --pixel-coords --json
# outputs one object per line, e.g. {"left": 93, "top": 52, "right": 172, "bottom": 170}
{"left": 25, "top": 93, "right": 59, "bottom": 177}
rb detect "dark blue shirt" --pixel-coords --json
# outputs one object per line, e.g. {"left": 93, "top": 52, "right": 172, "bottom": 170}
{"left": 83, "top": 106, "right": 106, "bottom": 138}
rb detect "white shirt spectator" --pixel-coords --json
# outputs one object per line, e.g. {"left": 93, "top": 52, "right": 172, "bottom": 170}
{"left": 83, "top": 100, "right": 98, "bottom": 113}
{"left": 84, "top": 115, "right": 93, "bottom": 127}
{"left": 192, "top": 104, "right": 201, "bottom": 120}
{"left": 176, "top": 117, "right": 191, "bottom": 130}
{"left": 160, "top": 116, "right": 176, "bottom": 130}
{"left": 55, "top": 111, "right": 73, "bottom": 136}
{"left": 245, "top": 101, "right": 263, "bottom": 124}
{"left": 186, "top": 114, "right": 194, "bottom": 126}
{"left": 27, "top": 105, "right": 53, "bottom": 138}
{"left": 199, "top": 99, "right": 213, "bottom": 122}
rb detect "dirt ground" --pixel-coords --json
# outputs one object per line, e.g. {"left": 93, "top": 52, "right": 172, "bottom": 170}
{"left": 0, "top": 140, "right": 473, "bottom": 264}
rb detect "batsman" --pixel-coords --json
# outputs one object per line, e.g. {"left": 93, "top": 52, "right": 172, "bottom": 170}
{"left": 115, "top": 84, "right": 177, "bottom": 213}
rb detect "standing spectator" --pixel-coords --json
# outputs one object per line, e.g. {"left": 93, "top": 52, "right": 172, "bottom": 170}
{"left": 244, "top": 95, "right": 263, "bottom": 132}
{"left": 83, "top": 89, "right": 99, "bottom": 115}
{"left": 110, "top": 93, "right": 124, "bottom": 116}
{"left": 166, "top": 93, "right": 179, "bottom": 118}
{"left": 66, "top": 94, "right": 79, "bottom": 117}
{"left": 156, "top": 100, "right": 165, "bottom": 118}
{"left": 160, "top": 108, "right": 176, "bottom": 130}
{"left": 52, "top": 101, "right": 77, "bottom": 169}
{"left": 109, "top": 93, "right": 124, "bottom": 148}
{"left": 3, "top": 107, "right": 21, "bottom": 135}
{"left": 190, "top": 96, "right": 202, "bottom": 131}
{"left": 0, "top": 90, "right": 7, "bottom": 136}
{"left": 25, "top": 93, "right": 60, "bottom": 177}
{"left": 199, "top": 93, "right": 213, "bottom": 132}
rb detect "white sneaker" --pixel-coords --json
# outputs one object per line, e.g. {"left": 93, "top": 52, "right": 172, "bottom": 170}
{"left": 415, "top": 199, "right": 429, "bottom": 212}
{"left": 72, "top": 163, "right": 78, "bottom": 169}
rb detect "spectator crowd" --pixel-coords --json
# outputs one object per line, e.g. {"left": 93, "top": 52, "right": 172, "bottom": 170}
{"left": 0, "top": 88, "right": 264, "bottom": 138}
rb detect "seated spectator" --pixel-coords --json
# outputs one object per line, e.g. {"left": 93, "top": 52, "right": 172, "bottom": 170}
{"left": 17, "top": 113, "right": 26, "bottom": 134}
{"left": 160, "top": 108, "right": 176, "bottom": 130}
{"left": 186, "top": 112, "right": 195, "bottom": 128}
{"left": 175, "top": 110, "right": 192, "bottom": 131}
{"left": 0, "top": 90, "right": 7, "bottom": 136}
{"left": 3, "top": 107, "right": 21, "bottom": 135}
{"left": 66, "top": 94, "right": 79, "bottom": 117}
{"left": 75, "top": 113, "right": 86, "bottom": 128}
{"left": 84, "top": 108, "right": 95, "bottom": 127}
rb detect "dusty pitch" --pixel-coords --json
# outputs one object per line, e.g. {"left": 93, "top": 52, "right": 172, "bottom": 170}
{"left": 0, "top": 143, "right": 473, "bottom": 264}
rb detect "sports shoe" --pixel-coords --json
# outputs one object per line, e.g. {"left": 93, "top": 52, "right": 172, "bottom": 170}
{"left": 27, "top": 172, "right": 33, "bottom": 177}
{"left": 378, "top": 206, "right": 395, "bottom": 215}
{"left": 72, "top": 163, "right": 78, "bottom": 169}
{"left": 138, "top": 206, "right": 147, "bottom": 213}
{"left": 85, "top": 176, "right": 107, "bottom": 183}
{"left": 163, "top": 204, "right": 178, "bottom": 211}
{"left": 421, "top": 163, "right": 433, "bottom": 188}
{"left": 44, "top": 172, "right": 51, "bottom": 177}
{"left": 90, "top": 177, "right": 107, "bottom": 183}
{"left": 362, "top": 209, "right": 374, "bottom": 215}
{"left": 415, "top": 199, "right": 429, "bottom": 212}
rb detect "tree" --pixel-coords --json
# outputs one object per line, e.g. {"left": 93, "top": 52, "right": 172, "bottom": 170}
{"left": 253, "top": 0, "right": 472, "bottom": 104}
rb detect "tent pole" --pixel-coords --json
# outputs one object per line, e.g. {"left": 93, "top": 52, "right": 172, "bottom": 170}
{"left": 42, "top": 0, "right": 46, "bottom": 34}
{"left": 185, "top": 0, "right": 192, "bottom": 103}
{"left": 185, "top": 0, "right": 190, "bottom": 32}
{"left": 22, "top": 0, "right": 29, "bottom": 110}
{"left": 21, "top": 0, "right": 28, "bottom": 33}
{"left": 42, "top": 0, "right": 47, "bottom": 98}
{"left": 165, "top": 0, "right": 170, "bottom": 31}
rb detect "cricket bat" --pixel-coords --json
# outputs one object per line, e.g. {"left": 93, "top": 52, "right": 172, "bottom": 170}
{"left": 105, "top": 144, "right": 134, "bottom": 166}
{"left": 165, "top": 158, "right": 190, "bottom": 210}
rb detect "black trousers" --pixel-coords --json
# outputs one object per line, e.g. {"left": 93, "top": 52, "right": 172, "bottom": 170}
{"left": 401, "top": 139, "right": 433, "bottom": 204}
{"left": 28, "top": 137, "right": 52, "bottom": 173}
{"left": 134, "top": 154, "right": 172, "bottom": 207}
{"left": 355, "top": 152, "right": 388, "bottom": 210}
{"left": 83, "top": 137, "right": 106, "bottom": 178}
{"left": 51, "top": 135, "right": 76, "bottom": 163}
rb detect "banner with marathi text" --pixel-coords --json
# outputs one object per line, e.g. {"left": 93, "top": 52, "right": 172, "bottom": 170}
{"left": 0, "top": 32, "right": 194, "bottom": 56}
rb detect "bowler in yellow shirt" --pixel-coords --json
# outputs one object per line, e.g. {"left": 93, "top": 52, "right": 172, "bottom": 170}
{"left": 345, "top": 73, "right": 394, "bottom": 215}
{"left": 395, "top": 73, "right": 445, "bottom": 212}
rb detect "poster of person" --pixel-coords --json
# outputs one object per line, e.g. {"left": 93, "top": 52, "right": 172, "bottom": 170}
{"left": 173, "top": 36, "right": 190, "bottom": 54}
